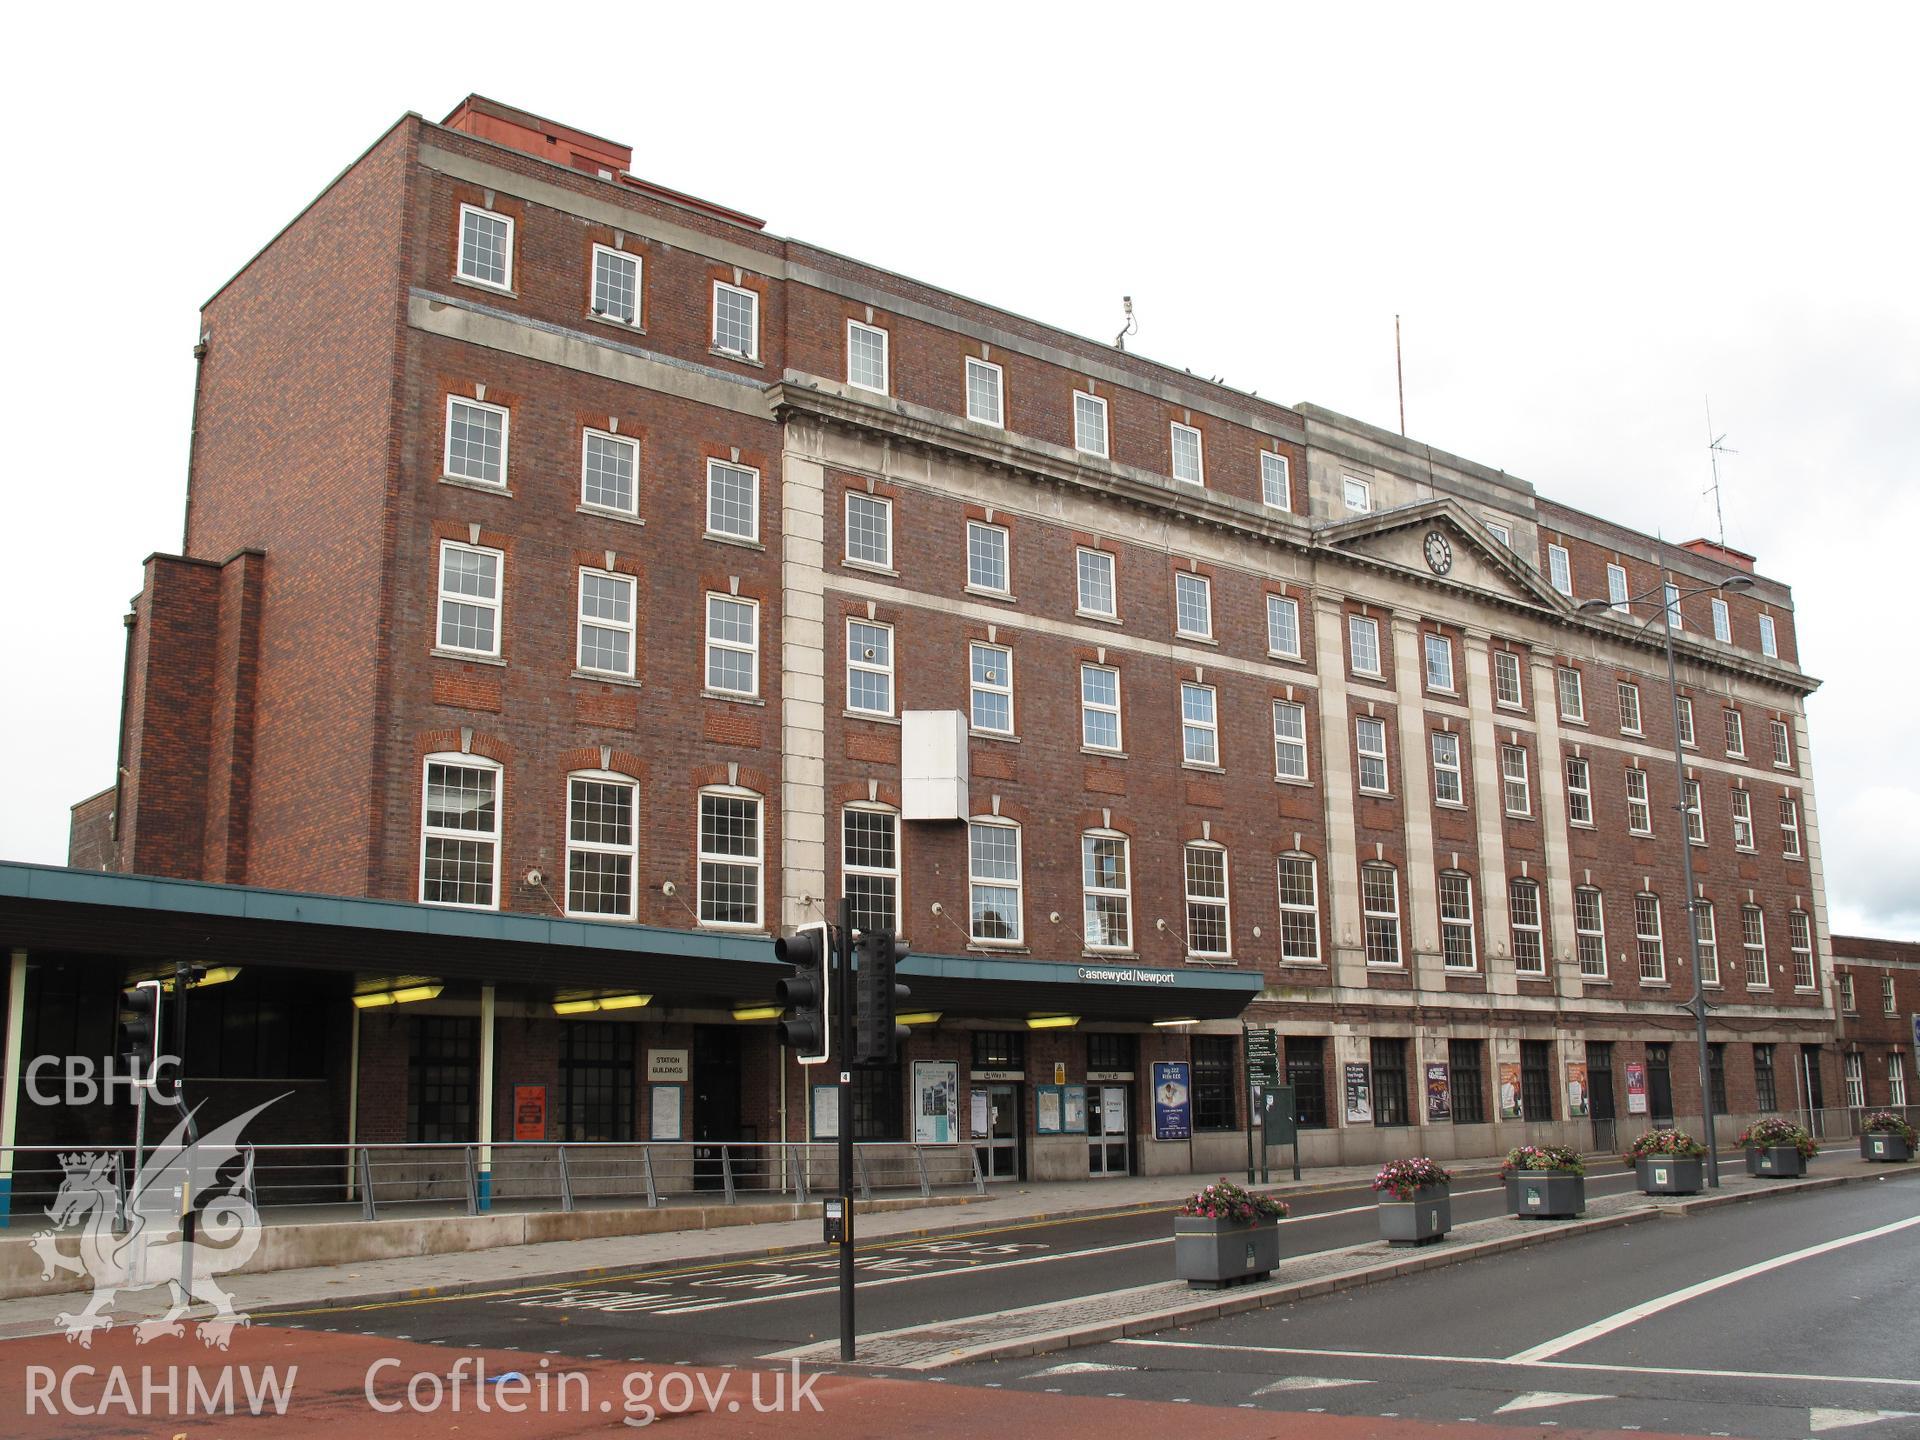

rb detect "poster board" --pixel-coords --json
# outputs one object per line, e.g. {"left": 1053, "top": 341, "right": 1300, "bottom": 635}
{"left": 649, "top": 1084, "right": 683, "bottom": 1141}
{"left": 1035, "top": 1086, "right": 1063, "bottom": 1135}
{"left": 1063, "top": 1085, "right": 1088, "bottom": 1134}
{"left": 914, "top": 1061, "right": 958, "bottom": 1144}
{"left": 1343, "top": 1062, "right": 1373, "bottom": 1125}
{"left": 811, "top": 1083, "right": 839, "bottom": 1141}
{"left": 1152, "top": 1061, "right": 1191, "bottom": 1140}
{"left": 1498, "top": 1062, "right": 1523, "bottom": 1120}
{"left": 1625, "top": 1061, "right": 1649, "bottom": 1114}
{"left": 1566, "top": 1061, "right": 1590, "bottom": 1117}
{"left": 970, "top": 1089, "right": 991, "bottom": 1138}
{"left": 1425, "top": 1062, "right": 1452, "bottom": 1122}
{"left": 513, "top": 1085, "right": 546, "bottom": 1141}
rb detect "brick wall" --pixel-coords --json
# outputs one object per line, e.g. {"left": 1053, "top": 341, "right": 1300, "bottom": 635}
{"left": 184, "top": 118, "right": 418, "bottom": 895}
{"left": 67, "top": 789, "right": 116, "bottom": 871}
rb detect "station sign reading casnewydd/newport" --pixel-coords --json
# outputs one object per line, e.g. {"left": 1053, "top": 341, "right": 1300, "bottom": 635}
{"left": 1076, "top": 966, "right": 1179, "bottom": 985}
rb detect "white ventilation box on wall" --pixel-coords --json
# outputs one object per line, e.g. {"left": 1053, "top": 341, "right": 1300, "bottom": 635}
{"left": 901, "top": 709, "right": 969, "bottom": 820}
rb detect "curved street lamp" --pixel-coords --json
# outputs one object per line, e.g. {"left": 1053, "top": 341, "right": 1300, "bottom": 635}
{"left": 1578, "top": 566, "right": 1755, "bottom": 1187}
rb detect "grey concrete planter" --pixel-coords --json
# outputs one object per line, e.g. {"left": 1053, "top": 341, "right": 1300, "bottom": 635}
{"left": 1174, "top": 1215, "right": 1281, "bottom": 1288}
{"left": 1861, "top": 1133, "right": 1913, "bottom": 1163}
{"left": 1506, "top": 1170, "right": 1585, "bottom": 1218}
{"left": 1744, "top": 1145, "right": 1807, "bottom": 1177}
{"left": 1635, "top": 1156, "right": 1705, "bottom": 1194}
{"left": 1377, "top": 1185, "right": 1452, "bottom": 1245}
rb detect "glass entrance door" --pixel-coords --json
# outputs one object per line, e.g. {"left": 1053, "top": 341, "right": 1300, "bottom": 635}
{"left": 1088, "top": 1084, "right": 1130, "bottom": 1176}
{"left": 973, "top": 1084, "right": 1021, "bottom": 1181}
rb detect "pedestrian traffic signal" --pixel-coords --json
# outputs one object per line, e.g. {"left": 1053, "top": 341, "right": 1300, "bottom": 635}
{"left": 854, "top": 928, "right": 911, "bottom": 1067}
{"left": 117, "top": 979, "right": 164, "bottom": 1088}
{"left": 774, "top": 921, "right": 831, "bottom": 1065}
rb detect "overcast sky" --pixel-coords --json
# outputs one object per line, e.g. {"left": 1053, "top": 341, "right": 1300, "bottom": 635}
{"left": 2, "top": 4, "right": 1914, "bottom": 938}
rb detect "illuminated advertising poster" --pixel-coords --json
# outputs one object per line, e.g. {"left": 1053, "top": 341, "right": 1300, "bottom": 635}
{"left": 1152, "top": 1061, "right": 1191, "bottom": 1140}
{"left": 1344, "top": 1062, "right": 1373, "bottom": 1124}
{"left": 914, "top": 1060, "right": 958, "bottom": 1144}
{"left": 1498, "top": 1062, "right": 1523, "bottom": 1119}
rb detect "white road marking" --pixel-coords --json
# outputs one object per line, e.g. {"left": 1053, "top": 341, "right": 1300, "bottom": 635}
{"left": 1493, "top": 1391, "right": 1613, "bottom": 1414}
{"left": 1109, "top": 1339, "right": 1920, "bottom": 1391}
{"left": 1809, "top": 1408, "right": 1920, "bottom": 1433}
{"left": 1253, "top": 1376, "right": 1373, "bottom": 1395}
{"left": 1028, "top": 1362, "right": 1136, "bottom": 1376}
{"left": 1509, "top": 1213, "right": 1920, "bottom": 1362}
{"left": 763, "top": 1280, "right": 1169, "bottom": 1358}
{"left": 663, "top": 1237, "right": 1167, "bottom": 1314}
{"left": 534, "top": 1176, "right": 1637, "bottom": 1321}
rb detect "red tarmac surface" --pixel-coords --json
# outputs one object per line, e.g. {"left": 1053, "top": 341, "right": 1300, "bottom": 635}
{"left": 0, "top": 1325, "right": 1712, "bottom": 1438}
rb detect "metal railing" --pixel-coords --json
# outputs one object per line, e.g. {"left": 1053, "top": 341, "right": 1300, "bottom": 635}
{"left": 0, "top": 1140, "right": 984, "bottom": 1228}
{"left": 1812, "top": 1102, "right": 1918, "bottom": 1140}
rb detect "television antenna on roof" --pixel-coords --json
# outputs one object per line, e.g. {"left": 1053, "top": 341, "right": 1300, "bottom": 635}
{"left": 1704, "top": 397, "right": 1738, "bottom": 548}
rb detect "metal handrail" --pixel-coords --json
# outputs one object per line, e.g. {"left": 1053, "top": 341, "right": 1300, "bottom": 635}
{"left": 0, "top": 1139, "right": 984, "bottom": 1225}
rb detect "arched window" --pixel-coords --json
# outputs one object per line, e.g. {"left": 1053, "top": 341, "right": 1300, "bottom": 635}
{"left": 1509, "top": 878, "right": 1544, "bottom": 975}
{"left": 566, "top": 770, "right": 637, "bottom": 920}
{"left": 697, "top": 787, "right": 763, "bottom": 929}
{"left": 420, "top": 753, "right": 501, "bottom": 910}
{"left": 967, "top": 818, "right": 1022, "bottom": 943}
{"left": 1635, "top": 893, "right": 1665, "bottom": 982}
{"left": 1361, "top": 863, "right": 1401, "bottom": 968}
{"left": 1439, "top": 870, "right": 1476, "bottom": 971}
{"left": 1081, "top": 830, "right": 1132, "bottom": 952}
{"left": 1691, "top": 900, "right": 1719, "bottom": 986}
{"left": 1184, "top": 842, "right": 1231, "bottom": 959}
{"left": 1275, "top": 853, "right": 1319, "bottom": 963}
{"left": 842, "top": 804, "right": 900, "bottom": 933}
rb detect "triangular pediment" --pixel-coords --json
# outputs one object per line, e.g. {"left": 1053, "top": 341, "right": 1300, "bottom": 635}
{"left": 1318, "top": 500, "right": 1569, "bottom": 610}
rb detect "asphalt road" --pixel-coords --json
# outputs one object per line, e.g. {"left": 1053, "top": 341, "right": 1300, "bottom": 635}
{"left": 256, "top": 1161, "right": 1655, "bottom": 1366}
{"left": 941, "top": 1174, "right": 1920, "bottom": 1439}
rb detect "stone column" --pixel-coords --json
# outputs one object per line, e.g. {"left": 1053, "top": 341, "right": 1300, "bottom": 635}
{"left": 1390, "top": 618, "right": 1443, "bottom": 992}
{"left": 1528, "top": 655, "right": 1581, "bottom": 1002}
{"left": 779, "top": 421, "right": 830, "bottom": 933}
{"left": 1312, "top": 596, "right": 1365, "bottom": 990}
{"left": 1461, "top": 635, "right": 1514, "bottom": 995}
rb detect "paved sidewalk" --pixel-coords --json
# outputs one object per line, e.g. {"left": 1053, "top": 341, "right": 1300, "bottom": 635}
{"left": 768, "top": 1158, "right": 1919, "bottom": 1370}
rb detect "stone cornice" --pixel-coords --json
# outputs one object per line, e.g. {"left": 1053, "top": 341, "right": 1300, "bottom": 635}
{"left": 770, "top": 379, "right": 1820, "bottom": 699}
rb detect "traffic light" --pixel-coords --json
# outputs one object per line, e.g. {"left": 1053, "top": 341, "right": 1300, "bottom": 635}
{"left": 118, "top": 979, "right": 164, "bottom": 1088}
{"left": 774, "top": 921, "right": 831, "bottom": 1064}
{"left": 854, "top": 929, "right": 911, "bottom": 1067}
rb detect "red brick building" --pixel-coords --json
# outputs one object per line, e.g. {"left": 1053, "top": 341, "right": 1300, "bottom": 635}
{"left": 1830, "top": 936, "right": 1917, "bottom": 1113}
{"left": 52, "top": 95, "right": 1848, "bottom": 1179}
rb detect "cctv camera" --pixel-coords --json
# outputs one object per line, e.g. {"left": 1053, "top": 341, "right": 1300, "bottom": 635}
{"left": 661, "top": 880, "right": 677, "bottom": 897}
{"left": 525, "top": 869, "right": 544, "bottom": 888}
{"left": 930, "top": 901, "right": 943, "bottom": 915}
